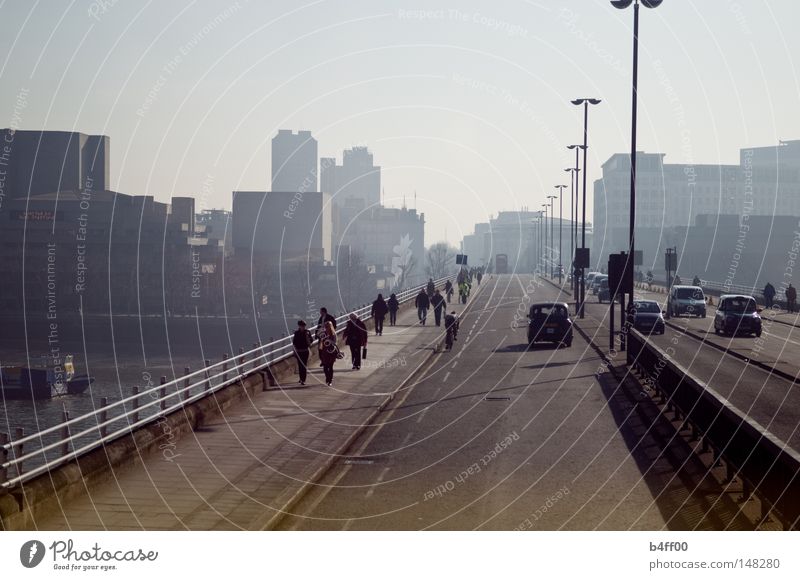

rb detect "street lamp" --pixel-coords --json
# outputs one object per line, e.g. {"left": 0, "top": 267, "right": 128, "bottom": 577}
{"left": 566, "top": 143, "right": 586, "bottom": 298}
{"left": 547, "top": 195, "right": 557, "bottom": 278}
{"left": 612, "top": 0, "right": 662, "bottom": 334}
{"left": 555, "top": 185, "right": 568, "bottom": 285}
{"left": 571, "top": 98, "right": 601, "bottom": 318}
{"left": 541, "top": 204, "right": 548, "bottom": 273}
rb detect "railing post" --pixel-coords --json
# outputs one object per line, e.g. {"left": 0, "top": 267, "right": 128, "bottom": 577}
{"left": 0, "top": 432, "right": 7, "bottom": 485}
{"left": 183, "top": 366, "right": 191, "bottom": 402}
{"left": 14, "top": 427, "right": 24, "bottom": 476}
{"left": 60, "top": 407, "right": 70, "bottom": 458}
{"left": 252, "top": 343, "right": 259, "bottom": 370}
{"left": 132, "top": 386, "right": 140, "bottom": 424}
{"left": 160, "top": 376, "right": 167, "bottom": 411}
{"left": 238, "top": 347, "right": 245, "bottom": 373}
{"left": 269, "top": 337, "right": 274, "bottom": 365}
{"left": 222, "top": 353, "right": 229, "bottom": 383}
{"left": 100, "top": 397, "right": 108, "bottom": 437}
{"left": 204, "top": 360, "right": 211, "bottom": 391}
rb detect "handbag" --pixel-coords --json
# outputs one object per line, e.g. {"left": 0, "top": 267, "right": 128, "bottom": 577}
{"left": 335, "top": 347, "right": 345, "bottom": 360}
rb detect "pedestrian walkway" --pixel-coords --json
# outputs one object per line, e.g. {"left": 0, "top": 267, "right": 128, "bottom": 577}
{"left": 32, "top": 295, "right": 469, "bottom": 530}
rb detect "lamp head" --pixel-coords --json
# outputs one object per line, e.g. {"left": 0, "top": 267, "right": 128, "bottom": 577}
{"left": 641, "top": 0, "right": 663, "bottom": 7}
{"left": 610, "top": 0, "right": 634, "bottom": 8}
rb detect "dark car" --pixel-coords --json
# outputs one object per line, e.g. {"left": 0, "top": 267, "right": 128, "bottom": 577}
{"left": 714, "top": 294, "right": 762, "bottom": 337}
{"left": 632, "top": 299, "right": 665, "bottom": 334}
{"left": 527, "top": 302, "right": 573, "bottom": 347}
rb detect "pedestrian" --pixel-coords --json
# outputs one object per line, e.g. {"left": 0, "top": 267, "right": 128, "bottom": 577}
{"left": 318, "top": 320, "right": 340, "bottom": 386}
{"left": 431, "top": 289, "right": 445, "bottom": 326}
{"left": 445, "top": 280, "right": 454, "bottom": 303}
{"left": 763, "top": 282, "right": 776, "bottom": 308}
{"left": 459, "top": 282, "right": 468, "bottom": 304}
{"left": 387, "top": 293, "right": 400, "bottom": 326}
{"left": 415, "top": 288, "right": 430, "bottom": 325}
{"left": 674, "top": 274, "right": 682, "bottom": 286}
{"left": 343, "top": 313, "right": 368, "bottom": 370}
{"left": 476, "top": 271, "right": 483, "bottom": 285}
{"left": 787, "top": 284, "right": 797, "bottom": 313}
{"left": 444, "top": 310, "right": 459, "bottom": 349}
{"left": 292, "top": 320, "right": 313, "bottom": 385}
{"left": 371, "top": 293, "right": 389, "bottom": 335}
{"left": 316, "top": 307, "right": 337, "bottom": 339}
{"left": 426, "top": 278, "right": 435, "bottom": 297}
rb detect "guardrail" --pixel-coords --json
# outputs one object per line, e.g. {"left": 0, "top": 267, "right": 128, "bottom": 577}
{"left": 0, "top": 275, "right": 455, "bottom": 491}
{"left": 626, "top": 328, "right": 800, "bottom": 530}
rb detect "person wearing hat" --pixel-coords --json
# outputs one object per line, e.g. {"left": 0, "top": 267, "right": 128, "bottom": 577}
{"left": 292, "top": 320, "right": 313, "bottom": 385}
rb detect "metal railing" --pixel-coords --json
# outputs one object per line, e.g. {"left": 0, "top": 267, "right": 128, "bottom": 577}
{"left": 0, "top": 275, "right": 455, "bottom": 491}
{"left": 627, "top": 329, "right": 800, "bottom": 529}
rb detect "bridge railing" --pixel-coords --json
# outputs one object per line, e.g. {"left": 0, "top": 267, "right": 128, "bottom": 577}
{"left": 0, "top": 275, "right": 456, "bottom": 491}
{"left": 627, "top": 328, "right": 800, "bottom": 530}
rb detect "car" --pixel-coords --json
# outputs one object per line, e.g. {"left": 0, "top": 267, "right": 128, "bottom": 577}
{"left": 667, "top": 285, "right": 706, "bottom": 318}
{"left": 527, "top": 302, "right": 573, "bottom": 347}
{"left": 714, "top": 294, "right": 762, "bottom": 337}
{"left": 591, "top": 274, "right": 608, "bottom": 295}
{"left": 632, "top": 299, "right": 665, "bottom": 334}
{"left": 585, "top": 272, "right": 602, "bottom": 288}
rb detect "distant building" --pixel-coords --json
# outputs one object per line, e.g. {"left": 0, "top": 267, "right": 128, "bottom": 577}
{"left": 338, "top": 205, "right": 425, "bottom": 289}
{"left": 593, "top": 140, "right": 800, "bottom": 273}
{"left": 321, "top": 146, "right": 381, "bottom": 210}
{"left": 231, "top": 190, "right": 332, "bottom": 263}
{"left": 461, "top": 222, "right": 490, "bottom": 267}
{"left": 270, "top": 130, "right": 318, "bottom": 192}
{"left": 0, "top": 129, "right": 109, "bottom": 200}
{"left": 196, "top": 209, "right": 233, "bottom": 256}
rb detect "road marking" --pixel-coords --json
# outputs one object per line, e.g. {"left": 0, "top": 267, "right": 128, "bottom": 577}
{"left": 455, "top": 351, "right": 462, "bottom": 359}
{"left": 416, "top": 407, "right": 429, "bottom": 423}
{"left": 341, "top": 519, "right": 354, "bottom": 530}
{"left": 433, "top": 386, "right": 442, "bottom": 396}
{"left": 401, "top": 432, "right": 413, "bottom": 446}
{"left": 365, "top": 466, "right": 391, "bottom": 499}
{"left": 451, "top": 361, "right": 458, "bottom": 369}
{"left": 444, "top": 371, "right": 451, "bottom": 382}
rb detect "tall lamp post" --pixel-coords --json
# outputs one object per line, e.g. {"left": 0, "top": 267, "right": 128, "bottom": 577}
{"left": 566, "top": 144, "right": 585, "bottom": 298}
{"left": 611, "top": 0, "right": 662, "bottom": 331}
{"left": 541, "top": 204, "right": 549, "bottom": 274}
{"left": 555, "top": 185, "right": 568, "bottom": 285}
{"left": 571, "top": 98, "right": 601, "bottom": 318}
{"left": 547, "top": 195, "right": 557, "bottom": 278}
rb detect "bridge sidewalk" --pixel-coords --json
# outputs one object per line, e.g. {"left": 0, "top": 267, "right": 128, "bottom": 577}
{"left": 32, "top": 299, "right": 468, "bottom": 531}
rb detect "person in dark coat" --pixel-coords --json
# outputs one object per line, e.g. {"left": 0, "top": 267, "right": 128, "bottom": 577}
{"left": 343, "top": 313, "right": 368, "bottom": 370}
{"left": 371, "top": 294, "right": 389, "bottom": 335}
{"left": 318, "top": 320, "right": 339, "bottom": 385}
{"left": 292, "top": 320, "right": 313, "bottom": 385}
{"left": 415, "top": 289, "right": 430, "bottom": 325}
{"left": 431, "top": 289, "right": 445, "bottom": 326}
{"left": 787, "top": 284, "right": 797, "bottom": 313}
{"left": 426, "top": 278, "right": 435, "bottom": 297}
{"left": 316, "top": 307, "right": 337, "bottom": 339}
{"left": 763, "top": 282, "right": 776, "bottom": 308}
{"left": 444, "top": 280, "right": 454, "bottom": 303}
{"left": 387, "top": 293, "right": 400, "bottom": 326}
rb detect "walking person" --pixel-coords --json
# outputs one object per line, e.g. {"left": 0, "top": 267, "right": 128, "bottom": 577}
{"left": 292, "top": 320, "right": 313, "bottom": 385}
{"left": 316, "top": 307, "right": 337, "bottom": 339}
{"left": 387, "top": 293, "right": 399, "bottom": 326}
{"left": 318, "top": 320, "right": 339, "bottom": 386}
{"left": 431, "top": 289, "right": 445, "bottom": 326}
{"left": 371, "top": 293, "right": 389, "bottom": 336}
{"left": 444, "top": 280, "right": 454, "bottom": 303}
{"left": 426, "top": 278, "right": 435, "bottom": 297}
{"left": 476, "top": 271, "right": 483, "bottom": 285}
{"left": 787, "top": 284, "right": 797, "bottom": 313}
{"left": 764, "top": 282, "right": 776, "bottom": 308}
{"left": 415, "top": 288, "right": 430, "bottom": 325}
{"left": 343, "top": 313, "right": 368, "bottom": 370}
{"left": 444, "top": 310, "right": 459, "bottom": 350}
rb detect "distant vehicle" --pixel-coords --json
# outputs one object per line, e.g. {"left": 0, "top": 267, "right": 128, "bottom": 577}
{"left": 585, "top": 271, "right": 602, "bottom": 289}
{"left": 714, "top": 295, "right": 762, "bottom": 337}
{"left": 667, "top": 285, "right": 706, "bottom": 318}
{"left": 0, "top": 355, "right": 93, "bottom": 400}
{"left": 495, "top": 254, "right": 508, "bottom": 275}
{"left": 632, "top": 300, "right": 665, "bottom": 335}
{"left": 591, "top": 274, "right": 608, "bottom": 295}
{"left": 527, "top": 302, "right": 573, "bottom": 347}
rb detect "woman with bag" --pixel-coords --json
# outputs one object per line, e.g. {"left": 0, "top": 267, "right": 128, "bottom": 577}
{"left": 343, "top": 313, "right": 368, "bottom": 370}
{"left": 318, "top": 320, "right": 340, "bottom": 386}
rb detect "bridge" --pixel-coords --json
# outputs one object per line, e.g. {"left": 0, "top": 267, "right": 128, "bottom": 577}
{"left": 2, "top": 273, "right": 798, "bottom": 530}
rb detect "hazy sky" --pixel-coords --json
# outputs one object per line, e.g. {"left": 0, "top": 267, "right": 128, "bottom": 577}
{"left": 1, "top": 0, "right": 798, "bottom": 246}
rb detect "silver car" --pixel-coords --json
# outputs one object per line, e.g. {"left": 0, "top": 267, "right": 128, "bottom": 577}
{"left": 667, "top": 285, "right": 706, "bottom": 318}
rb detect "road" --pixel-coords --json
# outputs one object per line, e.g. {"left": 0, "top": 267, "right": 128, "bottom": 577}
{"left": 278, "top": 274, "right": 751, "bottom": 530}
{"left": 578, "top": 285, "right": 800, "bottom": 451}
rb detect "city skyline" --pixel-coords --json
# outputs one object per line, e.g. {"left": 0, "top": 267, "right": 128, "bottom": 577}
{"left": 2, "top": 1, "right": 799, "bottom": 245}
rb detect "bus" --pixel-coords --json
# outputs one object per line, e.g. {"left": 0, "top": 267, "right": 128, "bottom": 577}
{"left": 495, "top": 254, "right": 508, "bottom": 274}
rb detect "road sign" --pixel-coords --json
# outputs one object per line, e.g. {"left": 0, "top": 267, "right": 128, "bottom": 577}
{"left": 575, "top": 248, "right": 590, "bottom": 268}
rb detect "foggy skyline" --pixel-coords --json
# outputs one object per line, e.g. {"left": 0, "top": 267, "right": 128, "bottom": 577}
{"left": 1, "top": 0, "right": 798, "bottom": 244}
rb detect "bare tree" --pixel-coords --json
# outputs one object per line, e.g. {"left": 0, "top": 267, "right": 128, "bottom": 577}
{"left": 425, "top": 242, "right": 456, "bottom": 279}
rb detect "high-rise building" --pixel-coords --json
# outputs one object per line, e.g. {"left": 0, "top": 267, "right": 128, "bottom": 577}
{"left": 0, "top": 129, "right": 109, "bottom": 200}
{"left": 270, "top": 130, "right": 318, "bottom": 192}
{"left": 320, "top": 146, "right": 381, "bottom": 210}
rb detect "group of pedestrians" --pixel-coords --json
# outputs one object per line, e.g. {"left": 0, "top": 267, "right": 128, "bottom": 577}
{"left": 292, "top": 278, "right": 465, "bottom": 386}
{"left": 763, "top": 281, "right": 797, "bottom": 312}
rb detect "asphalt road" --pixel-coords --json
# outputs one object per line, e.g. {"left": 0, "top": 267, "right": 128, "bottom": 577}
{"left": 578, "top": 286, "right": 800, "bottom": 451}
{"left": 278, "top": 275, "right": 751, "bottom": 530}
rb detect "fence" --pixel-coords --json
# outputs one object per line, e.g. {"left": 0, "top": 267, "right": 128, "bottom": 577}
{"left": 1, "top": 275, "right": 455, "bottom": 492}
{"left": 626, "top": 329, "right": 800, "bottom": 529}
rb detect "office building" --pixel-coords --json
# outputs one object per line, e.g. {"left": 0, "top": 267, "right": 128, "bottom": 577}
{"left": 271, "top": 130, "right": 318, "bottom": 192}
